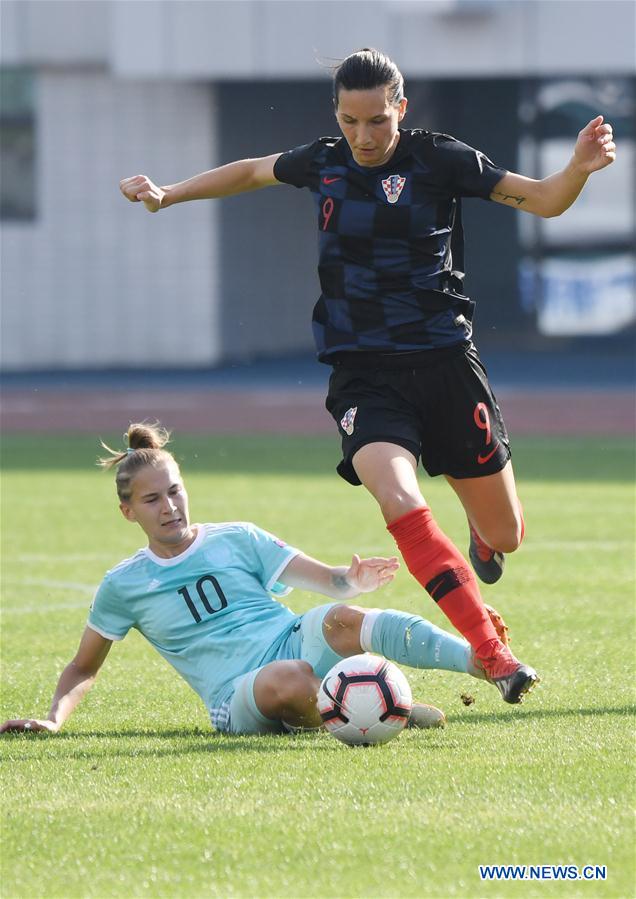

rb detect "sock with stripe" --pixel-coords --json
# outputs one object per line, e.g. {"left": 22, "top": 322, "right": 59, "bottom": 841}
{"left": 387, "top": 506, "right": 499, "bottom": 659}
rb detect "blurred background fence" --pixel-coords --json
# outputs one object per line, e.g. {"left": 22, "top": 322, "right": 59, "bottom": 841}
{"left": 1, "top": 0, "right": 634, "bottom": 373}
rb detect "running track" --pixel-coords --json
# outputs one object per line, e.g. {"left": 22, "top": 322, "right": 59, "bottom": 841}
{"left": 2, "top": 385, "right": 633, "bottom": 435}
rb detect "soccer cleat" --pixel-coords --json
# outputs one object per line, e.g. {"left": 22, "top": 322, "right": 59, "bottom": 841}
{"left": 467, "top": 604, "right": 510, "bottom": 680}
{"left": 478, "top": 643, "right": 539, "bottom": 704}
{"left": 407, "top": 702, "right": 446, "bottom": 729}
{"left": 484, "top": 603, "right": 510, "bottom": 646}
{"left": 468, "top": 520, "right": 505, "bottom": 584}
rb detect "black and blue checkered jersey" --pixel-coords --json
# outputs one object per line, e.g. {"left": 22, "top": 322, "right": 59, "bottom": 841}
{"left": 273, "top": 129, "right": 507, "bottom": 360}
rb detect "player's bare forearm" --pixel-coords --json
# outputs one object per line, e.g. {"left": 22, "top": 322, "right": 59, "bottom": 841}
{"left": 538, "top": 160, "right": 593, "bottom": 216}
{"left": 279, "top": 554, "right": 359, "bottom": 598}
{"left": 1, "top": 627, "right": 112, "bottom": 735}
{"left": 120, "top": 154, "right": 281, "bottom": 212}
{"left": 491, "top": 165, "right": 589, "bottom": 218}
{"left": 329, "top": 566, "right": 364, "bottom": 599}
{"left": 162, "top": 158, "right": 272, "bottom": 206}
{"left": 46, "top": 662, "right": 98, "bottom": 730}
{"left": 280, "top": 553, "right": 399, "bottom": 599}
{"left": 0, "top": 663, "right": 95, "bottom": 734}
{"left": 491, "top": 116, "right": 615, "bottom": 218}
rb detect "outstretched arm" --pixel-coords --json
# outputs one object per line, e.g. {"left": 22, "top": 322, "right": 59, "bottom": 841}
{"left": 0, "top": 626, "right": 112, "bottom": 734}
{"left": 490, "top": 115, "right": 616, "bottom": 218}
{"left": 119, "top": 153, "right": 282, "bottom": 213}
{"left": 279, "top": 552, "right": 399, "bottom": 600}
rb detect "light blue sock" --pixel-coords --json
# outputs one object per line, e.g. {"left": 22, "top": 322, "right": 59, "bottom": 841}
{"left": 361, "top": 609, "right": 471, "bottom": 674}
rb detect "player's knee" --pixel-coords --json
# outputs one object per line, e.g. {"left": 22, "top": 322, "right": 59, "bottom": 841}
{"left": 272, "top": 661, "right": 318, "bottom": 709}
{"left": 324, "top": 603, "right": 364, "bottom": 630}
{"left": 485, "top": 515, "right": 524, "bottom": 553}
{"left": 323, "top": 604, "right": 365, "bottom": 654}
{"left": 377, "top": 490, "right": 425, "bottom": 524}
{"left": 254, "top": 661, "right": 319, "bottom": 721}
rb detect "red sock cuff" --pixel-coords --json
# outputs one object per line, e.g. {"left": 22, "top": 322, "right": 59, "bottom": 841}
{"left": 387, "top": 506, "right": 436, "bottom": 546}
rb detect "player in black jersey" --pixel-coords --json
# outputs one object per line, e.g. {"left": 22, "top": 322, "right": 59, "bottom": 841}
{"left": 120, "top": 49, "right": 615, "bottom": 703}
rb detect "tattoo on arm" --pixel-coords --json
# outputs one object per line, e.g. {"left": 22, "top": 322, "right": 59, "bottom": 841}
{"left": 331, "top": 573, "right": 350, "bottom": 592}
{"left": 492, "top": 190, "right": 526, "bottom": 206}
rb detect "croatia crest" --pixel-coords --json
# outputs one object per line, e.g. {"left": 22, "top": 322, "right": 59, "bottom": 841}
{"left": 381, "top": 174, "right": 406, "bottom": 204}
{"left": 340, "top": 406, "right": 357, "bottom": 436}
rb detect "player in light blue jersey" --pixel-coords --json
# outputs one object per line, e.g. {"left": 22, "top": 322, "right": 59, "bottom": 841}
{"left": 1, "top": 422, "right": 503, "bottom": 738}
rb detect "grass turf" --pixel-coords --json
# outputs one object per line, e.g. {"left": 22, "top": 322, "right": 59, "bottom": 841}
{"left": 1, "top": 433, "right": 634, "bottom": 898}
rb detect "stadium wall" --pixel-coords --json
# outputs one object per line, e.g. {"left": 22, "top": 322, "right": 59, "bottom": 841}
{"left": 5, "top": 0, "right": 630, "bottom": 79}
{"left": 1, "top": 0, "right": 634, "bottom": 371}
{"left": 1, "top": 72, "right": 221, "bottom": 369}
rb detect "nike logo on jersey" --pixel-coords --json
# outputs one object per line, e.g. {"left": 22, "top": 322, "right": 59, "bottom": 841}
{"left": 477, "top": 442, "right": 500, "bottom": 465}
{"left": 323, "top": 176, "right": 342, "bottom": 184}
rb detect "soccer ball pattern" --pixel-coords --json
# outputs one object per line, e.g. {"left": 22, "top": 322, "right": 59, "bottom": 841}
{"left": 317, "top": 654, "right": 412, "bottom": 745}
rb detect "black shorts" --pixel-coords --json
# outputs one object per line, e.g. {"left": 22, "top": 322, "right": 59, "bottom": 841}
{"left": 325, "top": 342, "right": 511, "bottom": 485}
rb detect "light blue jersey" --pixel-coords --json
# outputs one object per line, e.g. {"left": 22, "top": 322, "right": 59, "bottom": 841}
{"left": 88, "top": 522, "right": 301, "bottom": 712}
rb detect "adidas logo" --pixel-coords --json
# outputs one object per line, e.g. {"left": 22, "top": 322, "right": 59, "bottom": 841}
{"left": 147, "top": 579, "right": 161, "bottom": 591}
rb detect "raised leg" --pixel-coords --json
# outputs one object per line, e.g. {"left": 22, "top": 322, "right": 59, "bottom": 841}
{"left": 446, "top": 460, "right": 523, "bottom": 553}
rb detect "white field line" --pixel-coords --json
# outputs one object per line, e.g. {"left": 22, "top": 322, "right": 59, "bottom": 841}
{"left": 1, "top": 601, "right": 91, "bottom": 615}
{"left": 518, "top": 541, "right": 632, "bottom": 551}
{"left": 1, "top": 539, "right": 631, "bottom": 615}
{"left": 1, "top": 578, "right": 96, "bottom": 614}
{"left": 1, "top": 578, "right": 96, "bottom": 593}
{"left": 353, "top": 540, "right": 630, "bottom": 555}
{"left": 14, "top": 554, "right": 117, "bottom": 562}
{"left": 8, "top": 541, "right": 632, "bottom": 564}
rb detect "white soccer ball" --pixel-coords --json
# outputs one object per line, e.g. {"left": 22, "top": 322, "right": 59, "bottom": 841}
{"left": 317, "top": 654, "right": 412, "bottom": 746}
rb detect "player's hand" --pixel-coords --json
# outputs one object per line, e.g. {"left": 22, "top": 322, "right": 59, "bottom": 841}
{"left": 119, "top": 175, "right": 165, "bottom": 212}
{"left": 345, "top": 554, "right": 399, "bottom": 593}
{"left": 572, "top": 116, "right": 616, "bottom": 174}
{"left": 0, "top": 718, "right": 58, "bottom": 734}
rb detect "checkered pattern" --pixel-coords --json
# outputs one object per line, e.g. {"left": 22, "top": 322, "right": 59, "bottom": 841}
{"left": 209, "top": 702, "right": 231, "bottom": 732}
{"left": 274, "top": 129, "right": 507, "bottom": 360}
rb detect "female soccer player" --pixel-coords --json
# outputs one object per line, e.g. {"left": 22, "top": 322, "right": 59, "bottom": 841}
{"left": 1, "top": 422, "right": 504, "bottom": 737}
{"left": 119, "top": 49, "right": 616, "bottom": 703}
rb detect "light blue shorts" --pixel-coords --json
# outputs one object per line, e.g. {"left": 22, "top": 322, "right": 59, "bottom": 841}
{"left": 211, "top": 603, "right": 345, "bottom": 735}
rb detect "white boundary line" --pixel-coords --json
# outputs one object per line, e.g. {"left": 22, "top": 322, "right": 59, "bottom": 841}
{"left": 1, "top": 579, "right": 96, "bottom": 616}
{"left": 2, "top": 601, "right": 91, "bottom": 615}
{"left": 2, "top": 577, "right": 96, "bottom": 592}
{"left": 14, "top": 554, "right": 119, "bottom": 562}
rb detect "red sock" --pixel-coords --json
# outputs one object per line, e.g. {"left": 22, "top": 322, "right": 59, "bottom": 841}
{"left": 388, "top": 507, "right": 499, "bottom": 657}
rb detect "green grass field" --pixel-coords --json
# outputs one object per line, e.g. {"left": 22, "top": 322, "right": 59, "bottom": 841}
{"left": 1, "top": 433, "right": 634, "bottom": 898}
